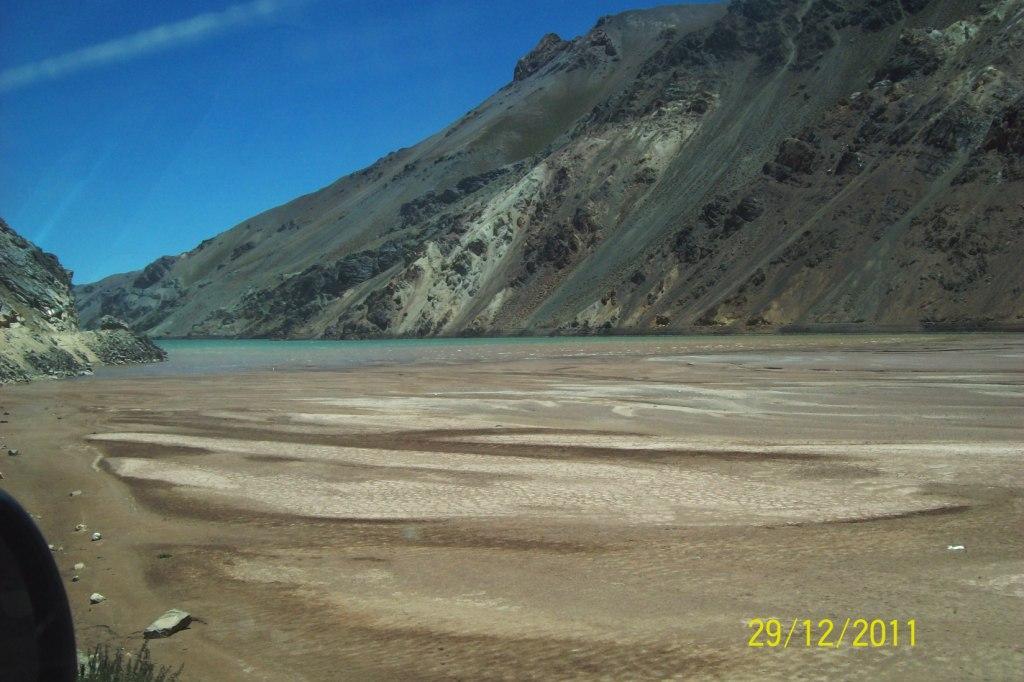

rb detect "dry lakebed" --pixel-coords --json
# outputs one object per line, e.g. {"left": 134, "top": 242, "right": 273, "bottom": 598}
{"left": 1, "top": 333, "right": 1022, "bottom": 680}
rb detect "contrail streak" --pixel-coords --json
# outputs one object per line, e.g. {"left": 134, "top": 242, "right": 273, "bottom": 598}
{"left": 1, "top": 0, "right": 293, "bottom": 93}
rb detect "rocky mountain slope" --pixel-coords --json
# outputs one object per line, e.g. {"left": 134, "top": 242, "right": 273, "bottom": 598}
{"left": 76, "top": 0, "right": 1024, "bottom": 338}
{"left": 1, "top": 219, "right": 164, "bottom": 382}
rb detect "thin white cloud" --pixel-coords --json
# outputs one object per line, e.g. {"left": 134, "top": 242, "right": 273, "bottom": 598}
{"left": 1, "top": 0, "right": 293, "bottom": 93}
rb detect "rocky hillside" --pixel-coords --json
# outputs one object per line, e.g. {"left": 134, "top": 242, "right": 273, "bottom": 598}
{"left": 76, "top": 0, "right": 1024, "bottom": 338}
{"left": 1, "top": 219, "right": 165, "bottom": 382}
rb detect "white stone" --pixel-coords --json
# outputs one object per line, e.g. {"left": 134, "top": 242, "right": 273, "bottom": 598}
{"left": 144, "top": 609, "right": 193, "bottom": 639}
{"left": 89, "top": 593, "right": 105, "bottom": 604}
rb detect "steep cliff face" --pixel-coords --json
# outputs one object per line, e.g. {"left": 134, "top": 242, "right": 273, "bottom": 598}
{"left": 0, "top": 219, "right": 165, "bottom": 382}
{"left": 76, "top": 0, "right": 1024, "bottom": 338}
{"left": 1, "top": 219, "right": 79, "bottom": 333}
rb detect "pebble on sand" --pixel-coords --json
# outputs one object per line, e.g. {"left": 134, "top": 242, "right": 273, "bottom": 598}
{"left": 7, "top": 449, "right": 18, "bottom": 456}
{"left": 89, "top": 593, "right": 105, "bottom": 604}
{"left": 90, "top": 532, "right": 102, "bottom": 541}
{"left": 69, "top": 490, "right": 82, "bottom": 497}
{"left": 74, "top": 562, "right": 85, "bottom": 570}
{"left": 144, "top": 609, "right": 193, "bottom": 639}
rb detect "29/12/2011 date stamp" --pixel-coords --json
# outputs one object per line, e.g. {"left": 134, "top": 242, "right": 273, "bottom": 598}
{"left": 747, "top": 618, "right": 916, "bottom": 649}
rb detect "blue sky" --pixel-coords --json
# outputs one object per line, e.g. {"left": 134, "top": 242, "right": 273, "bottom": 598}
{"left": 0, "top": 1, "right": 708, "bottom": 284}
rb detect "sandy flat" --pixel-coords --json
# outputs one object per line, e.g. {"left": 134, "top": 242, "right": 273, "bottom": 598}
{"left": 1, "top": 333, "right": 1022, "bottom": 680}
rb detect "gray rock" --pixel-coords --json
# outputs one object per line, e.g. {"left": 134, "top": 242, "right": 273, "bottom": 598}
{"left": 89, "top": 593, "right": 105, "bottom": 604}
{"left": 131, "top": 256, "right": 177, "bottom": 290}
{"left": 97, "top": 315, "right": 130, "bottom": 331}
{"left": 7, "top": 449, "right": 18, "bottom": 456}
{"left": 144, "top": 609, "right": 193, "bottom": 639}
{"left": 514, "top": 33, "right": 569, "bottom": 81}
{"left": 90, "top": 531, "right": 102, "bottom": 541}
{"left": 0, "top": 218, "right": 76, "bottom": 334}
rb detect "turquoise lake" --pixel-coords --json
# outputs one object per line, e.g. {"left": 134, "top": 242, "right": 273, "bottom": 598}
{"left": 87, "top": 333, "right": 1006, "bottom": 379}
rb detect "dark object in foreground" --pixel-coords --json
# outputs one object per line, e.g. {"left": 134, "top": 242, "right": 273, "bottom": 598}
{"left": 0, "top": 489, "right": 77, "bottom": 680}
{"left": 78, "top": 643, "right": 183, "bottom": 682}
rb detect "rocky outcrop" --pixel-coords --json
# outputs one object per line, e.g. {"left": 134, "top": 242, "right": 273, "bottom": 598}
{"left": 0, "top": 219, "right": 165, "bottom": 383}
{"left": 514, "top": 33, "right": 570, "bottom": 81}
{"left": 0, "top": 219, "right": 78, "bottom": 332}
{"left": 131, "top": 255, "right": 178, "bottom": 289}
{"left": 75, "top": 1, "right": 1024, "bottom": 338}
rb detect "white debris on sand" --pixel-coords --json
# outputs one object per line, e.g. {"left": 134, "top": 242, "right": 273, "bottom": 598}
{"left": 89, "top": 593, "right": 105, "bottom": 604}
{"left": 144, "top": 609, "right": 193, "bottom": 639}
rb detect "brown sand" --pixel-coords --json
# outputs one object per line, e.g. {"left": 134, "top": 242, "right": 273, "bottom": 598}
{"left": 0, "top": 334, "right": 1022, "bottom": 680}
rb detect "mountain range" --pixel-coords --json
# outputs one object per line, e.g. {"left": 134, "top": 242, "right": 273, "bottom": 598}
{"left": 75, "top": 0, "right": 1024, "bottom": 338}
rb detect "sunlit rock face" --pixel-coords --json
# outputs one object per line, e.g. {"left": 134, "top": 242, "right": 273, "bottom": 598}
{"left": 0, "top": 217, "right": 79, "bottom": 333}
{"left": 0, "top": 218, "right": 165, "bottom": 382}
{"left": 75, "top": 0, "right": 1024, "bottom": 339}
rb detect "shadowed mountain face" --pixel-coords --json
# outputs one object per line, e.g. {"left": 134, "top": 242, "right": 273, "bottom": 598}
{"left": 75, "top": 0, "right": 1024, "bottom": 338}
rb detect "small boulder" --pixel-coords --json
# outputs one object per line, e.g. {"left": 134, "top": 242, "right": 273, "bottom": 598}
{"left": 97, "top": 315, "right": 130, "bottom": 331}
{"left": 89, "top": 593, "right": 105, "bottom": 604}
{"left": 774, "top": 137, "right": 817, "bottom": 175}
{"left": 90, "top": 532, "right": 102, "bottom": 542}
{"left": 835, "top": 149, "right": 865, "bottom": 175}
{"left": 69, "top": 490, "right": 82, "bottom": 497}
{"left": 73, "top": 562, "right": 85, "bottom": 571}
{"left": 144, "top": 609, "right": 193, "bottom": 639}
{"left": 7, "top": 449, "right": 19, "bottom": 456}
{"left": 733, "top": 195, "right": 764, "bottom": 222}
